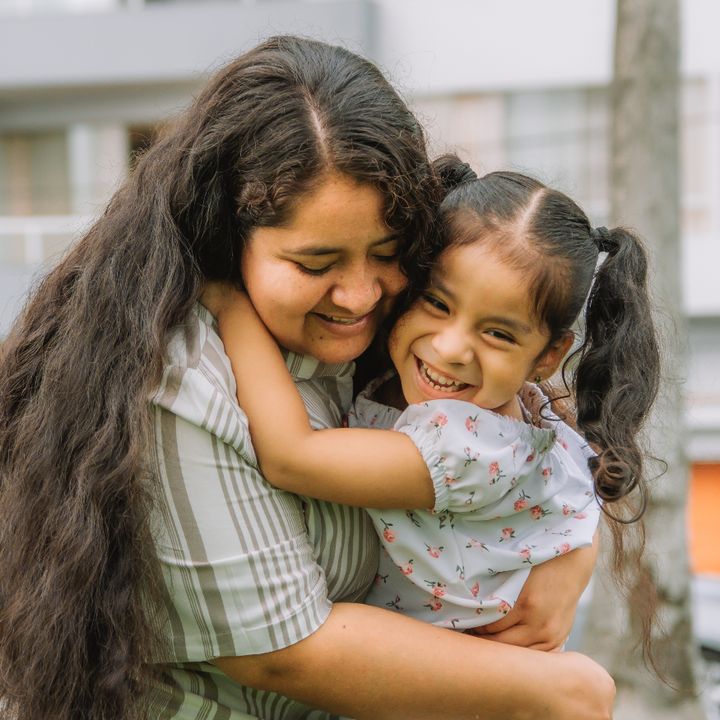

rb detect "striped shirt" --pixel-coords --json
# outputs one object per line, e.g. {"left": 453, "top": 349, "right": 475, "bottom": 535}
{"left": 147, "top": 304, "right": 379, "bottom": 719}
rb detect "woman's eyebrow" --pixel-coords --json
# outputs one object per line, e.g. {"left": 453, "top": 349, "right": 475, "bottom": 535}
{"left": 286, "top": 233, "right": 402, "bottom": 257}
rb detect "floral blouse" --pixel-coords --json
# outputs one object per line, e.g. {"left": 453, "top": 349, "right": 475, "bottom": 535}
{"left": 349, "top": 377, "right": 600, "bottom": 630}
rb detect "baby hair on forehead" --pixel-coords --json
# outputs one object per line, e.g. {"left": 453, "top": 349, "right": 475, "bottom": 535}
{"left": 428, "top": 153, "right": 660, "bottom": 520}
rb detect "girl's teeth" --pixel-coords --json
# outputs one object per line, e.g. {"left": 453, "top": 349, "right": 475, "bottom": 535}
{"left": 419, "top": 360, "right": 467, "bottom": 390}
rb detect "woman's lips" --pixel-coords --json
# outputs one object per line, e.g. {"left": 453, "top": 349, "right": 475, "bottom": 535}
{"left": 312, "top": 311, "right": 374, "bottom": 336}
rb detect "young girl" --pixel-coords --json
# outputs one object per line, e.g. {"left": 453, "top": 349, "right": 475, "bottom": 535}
{"left": 206, "top": 156, "right": 659, "bottom": 632}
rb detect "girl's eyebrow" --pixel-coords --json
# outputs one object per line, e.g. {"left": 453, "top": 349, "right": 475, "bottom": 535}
{"left": 286, "top": 233, "right": 402, "bottom": 257}
{"left": 482, "top": 315, "right": 533, "bottom": 334}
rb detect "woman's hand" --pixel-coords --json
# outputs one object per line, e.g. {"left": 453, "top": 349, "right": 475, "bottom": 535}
{"left": 470, "top": 532, "right": 599, "bottom": 650}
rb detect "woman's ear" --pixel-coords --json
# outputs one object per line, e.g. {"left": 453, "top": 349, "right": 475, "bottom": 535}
{"left": 530, "top": 333, "right": 574, "bottom": 382}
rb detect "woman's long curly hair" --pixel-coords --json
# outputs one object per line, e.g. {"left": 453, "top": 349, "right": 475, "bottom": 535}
{"left": 0, "top": 36, "right": 438, "bottom": 720}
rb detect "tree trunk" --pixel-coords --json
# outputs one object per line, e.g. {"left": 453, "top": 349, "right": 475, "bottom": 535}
{"left": 582, "top": 1, "right": 707, "bottom": 718}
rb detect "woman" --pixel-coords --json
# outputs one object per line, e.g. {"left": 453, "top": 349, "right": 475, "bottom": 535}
{"left": 0, "top": 37, "right": 613, "bottom": 720}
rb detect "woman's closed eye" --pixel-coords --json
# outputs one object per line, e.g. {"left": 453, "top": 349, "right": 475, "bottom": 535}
{"left": 373, "top": 251, "right": 399, "bottom": 264}
{"left": 295, "top": 261, "right": 334, "bottom": 276}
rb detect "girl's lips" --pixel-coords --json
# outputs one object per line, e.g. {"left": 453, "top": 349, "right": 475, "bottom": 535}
{"left": 413, "top": 356, "right": 475, "bottom": 399}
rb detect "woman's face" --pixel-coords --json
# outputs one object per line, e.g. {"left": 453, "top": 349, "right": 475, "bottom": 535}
{"left": 241, "top": 173, "right": 407, "bottom": 364}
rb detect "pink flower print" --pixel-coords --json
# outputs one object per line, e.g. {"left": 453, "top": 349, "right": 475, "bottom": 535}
{"left": 465, "top": 414, "right": 479, "bottom": 436}
{"left": 555, "top": 542, "right": 572, "bottom": 556}
{"left": 470, "top": 581, "right": 480, "bottom": 597}
{"left": 499, "top": 527, "right": 516, "bottom": 542}
{"left": 519, "top": 547, "right": 533, "bottom": 564}
{"left": 574, "top": 512, "right": 588, "bottom": 520}
{"left": 466, "top": 538, "right": 489, "bottom": 551}
{"left": 430, "top": 412, "right": 448, "bottom": 435}
{"left": 380, "top": 519, "right": 396, "bottom": 542}
{"left": 425, "top": 597, "right": 443, "bottom": 612}
{"left": 559, "top": 438, "right": 569, "bottom": 450}
{"left": 488, "top": 461, "right": 507, "bottom": 484}
{"left": 464, "top": 447, "right": 480, "bottom": 467}
{"left": 425, "top": 543, "right": 444, "bottom": 558}
{"left": 497, "top": 599, "right": 512, "bottom": 615}
{"left": 562, "top": 503, "right": 575, "bottom": 517}
{"left": 526, "top": 452, "right": 536, "bottom": 462}
{"left": 431, "top": 584, "right": 446, "bottom": 598}
{"left": 513, "top": 490, "right": 531, "bottom": 512}
{"left": 541, "top": 466, "right": 552, "bottom": 482}
{"left": 386, "top": 595, "right": 403, "bottom": 611}
{"left": 444, "top": 474, "right": 458, "bottom": 486}
{"left": 399, "top": 560, "right": 414, "bottom": 576}
{"left": 374, "top": 573, "right": 388, "bottom": 585}
{"left": 529, "top": 504, "right": 549, "bottom": 520}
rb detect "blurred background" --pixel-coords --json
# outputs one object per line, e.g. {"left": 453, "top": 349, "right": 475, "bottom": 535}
{"left": 0, "top": 0, "right": 717, "bottom": 715}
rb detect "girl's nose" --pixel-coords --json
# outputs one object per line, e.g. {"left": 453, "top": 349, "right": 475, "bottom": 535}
{"left": 431, "top": 325, "right": 475, "bottom": 365}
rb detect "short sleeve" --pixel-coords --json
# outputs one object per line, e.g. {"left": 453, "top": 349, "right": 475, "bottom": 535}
{"left": 151, "top": 360, "right": 331, "bottom": 662}
{"left": 394, "top": 400, "right": 556, "bottom": 513}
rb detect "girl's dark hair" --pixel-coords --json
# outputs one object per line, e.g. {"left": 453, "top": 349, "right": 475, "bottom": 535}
{"left": 0, "top": 36, "right": 438, "bottom": 720}
{"left": 429, "top": 154, "right": 661, "bottom": 662}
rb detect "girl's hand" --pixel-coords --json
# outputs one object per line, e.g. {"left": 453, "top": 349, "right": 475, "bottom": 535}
{"left": 200, "top": 281, "right": 249, "bottom": 319}
{"left": 470, "top": 534, "right": 598, "bottom": 650}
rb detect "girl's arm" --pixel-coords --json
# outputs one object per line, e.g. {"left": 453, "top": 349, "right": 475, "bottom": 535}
{"left": 214, "top": 601, "right": 615, "bottom": 720}
{"left": 205, "top": 286, "right": 434, "bottom": 509}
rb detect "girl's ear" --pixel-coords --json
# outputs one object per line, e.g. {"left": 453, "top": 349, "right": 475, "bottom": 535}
{"left": 530, "top": 333, "right": 574, "bottom": 382}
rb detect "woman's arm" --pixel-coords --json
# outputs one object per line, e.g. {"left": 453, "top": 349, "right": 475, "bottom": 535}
{"left": 214, "top": 601, "right": 615, "bottom": 720}
{"left": 204, "top": 285, "right": 434, "bottom": 509}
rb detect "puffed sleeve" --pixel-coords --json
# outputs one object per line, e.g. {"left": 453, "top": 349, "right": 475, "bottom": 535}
{"left": 149, "top": 334, "right": 331, "bottom": 662}
{"left": 394, "top": 400, "right": 556, "bottom": 513}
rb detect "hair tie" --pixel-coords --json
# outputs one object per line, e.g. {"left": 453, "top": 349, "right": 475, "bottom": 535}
{"left": 592, "top": 226, "right": 613, "bottom": 253}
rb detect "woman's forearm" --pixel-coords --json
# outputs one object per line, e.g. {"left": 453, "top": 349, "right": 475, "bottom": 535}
{"left": 215, "top": 602, "right": 614, "bottom": 720}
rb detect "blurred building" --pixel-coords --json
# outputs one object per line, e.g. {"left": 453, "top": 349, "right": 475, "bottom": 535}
{"left": 1, "top": 0, "right": 719, "bottom": 597}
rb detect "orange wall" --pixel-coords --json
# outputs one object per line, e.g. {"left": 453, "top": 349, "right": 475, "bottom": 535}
{"left": 689, "top": 463, "right": 720, "bottom": 575}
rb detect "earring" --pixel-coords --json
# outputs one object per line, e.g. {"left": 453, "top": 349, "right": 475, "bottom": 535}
{"left": 534, "top": 375, "right": 542, "bottom": 384}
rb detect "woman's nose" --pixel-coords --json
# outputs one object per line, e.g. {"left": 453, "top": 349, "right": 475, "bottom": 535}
{"left": 431, "top": 325, "right": 475, "bottom": 365}
{"left": 330, "top": 266, "right": 383, "bottom": 315}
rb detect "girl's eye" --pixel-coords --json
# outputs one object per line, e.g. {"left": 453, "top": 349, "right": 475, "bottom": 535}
{"left": 295, "top": 262, "right": 333, "bottom": 276}
{"left": 487, "top": 329, "right": 516, "bottom": 344}
{"left": 421, "top": 293, "right": 449, "bottom": 314}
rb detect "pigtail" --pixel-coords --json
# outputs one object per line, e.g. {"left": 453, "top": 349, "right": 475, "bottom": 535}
{"left": 433, "top": 154, "right": 478, "bottom": 192}
{"left": 574, "top": 227, "right": 660, "bottom": 515}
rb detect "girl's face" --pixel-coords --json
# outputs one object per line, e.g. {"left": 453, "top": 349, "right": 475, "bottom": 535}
{"left": 388, "top": 242, "right": 570, "bottom": 415}
{"left": 242, "top": 173, "right": 406, "bottom": 364}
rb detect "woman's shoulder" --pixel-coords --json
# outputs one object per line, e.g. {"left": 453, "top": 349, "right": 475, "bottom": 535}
{"left": 152, "top": 304, "right": 251, "bottom": 452}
